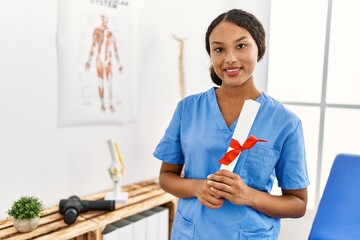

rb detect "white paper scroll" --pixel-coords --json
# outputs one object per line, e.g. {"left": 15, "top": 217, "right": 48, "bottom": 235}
{"left": 220, "top": 99, "right": 261, "bottom": 172}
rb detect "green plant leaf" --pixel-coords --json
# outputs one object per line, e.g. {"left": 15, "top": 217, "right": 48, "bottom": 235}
{"left": 7, "top": 196, "right": 44, "bottom": 220}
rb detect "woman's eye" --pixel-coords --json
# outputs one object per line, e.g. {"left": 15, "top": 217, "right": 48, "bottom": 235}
{"left": 214, "top": 48, "right": 223, "bottom": 52}
{"left": 237, "top": 44, "right": 246, "bottom": 49}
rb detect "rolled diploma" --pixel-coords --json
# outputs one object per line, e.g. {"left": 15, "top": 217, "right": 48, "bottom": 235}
{"left": 220, "top": 99, "right": 261, "bottom": 172}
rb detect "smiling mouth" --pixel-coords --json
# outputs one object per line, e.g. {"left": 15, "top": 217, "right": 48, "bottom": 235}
{"left": 223, "top": 67, "right": 242, "bottom": 77}
{"left": 224, "top": 68, "right": 240, "bottom": 72}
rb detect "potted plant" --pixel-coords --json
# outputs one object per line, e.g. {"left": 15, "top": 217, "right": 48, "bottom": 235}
{"left": 7, "top": 195, "right": 44, "bottom": 233}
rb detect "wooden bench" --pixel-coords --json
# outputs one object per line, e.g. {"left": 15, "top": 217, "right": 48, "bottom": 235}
{"left": 0, "top": 178, "right": 177, "bottom": 240}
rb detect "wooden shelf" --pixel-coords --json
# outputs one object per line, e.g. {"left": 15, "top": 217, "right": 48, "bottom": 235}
{"left": 0, "top": 179, "right": 177, "bottom": 240}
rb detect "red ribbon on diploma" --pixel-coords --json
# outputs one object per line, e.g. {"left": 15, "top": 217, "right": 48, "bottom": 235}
{"left": 218, "top": 135, "right": 267, "bottom": 165}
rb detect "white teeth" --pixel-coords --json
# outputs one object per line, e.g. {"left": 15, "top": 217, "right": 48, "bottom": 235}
{"left": 226, "top": 69, "right": 239, "bottom": 72}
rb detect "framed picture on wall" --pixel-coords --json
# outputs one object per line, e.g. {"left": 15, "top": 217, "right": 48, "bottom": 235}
{"left": 57, "top": 0, "right": 137, "bottom": 127}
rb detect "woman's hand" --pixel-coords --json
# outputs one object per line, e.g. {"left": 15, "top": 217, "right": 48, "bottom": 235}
{"left": 194, "top": 179, "right": 225, "bottom": 209}
{"left": 207, "top": 169, "right": 308, "bottom": 218}
{"left": 159, "top": 162, "right": 224, "bottom": 209}
{"left": 207, "top": 169, "right": 254, "bottom": 206}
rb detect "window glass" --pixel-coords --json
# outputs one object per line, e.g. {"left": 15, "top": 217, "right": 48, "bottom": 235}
{"left": 326, "top": 0, "right": 360, "bottom": 105}
{"left": 321, "top": 108, "right": 360, "bottom": 195}
{"left": 267, "top": 0, "right": 328, "bottom": 103}
{"left": 268, "top": 0, "right": 360, "bottom": 213}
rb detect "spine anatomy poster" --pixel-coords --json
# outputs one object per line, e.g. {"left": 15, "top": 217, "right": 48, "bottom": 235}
{"left": 57, "top": 0, "right": 136, "bottom": 126}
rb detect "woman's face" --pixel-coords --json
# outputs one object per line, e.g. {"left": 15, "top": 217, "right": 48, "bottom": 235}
{"left": 209, "top": 21, "right": 258, "bottom": 88}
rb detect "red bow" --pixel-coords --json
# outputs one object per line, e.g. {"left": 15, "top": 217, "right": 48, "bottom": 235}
{"left": 218, "top": 135, "right": 267, "bottom": 165}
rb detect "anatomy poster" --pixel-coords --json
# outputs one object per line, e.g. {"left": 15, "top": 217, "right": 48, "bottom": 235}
{"left": 57, "top": 0, "right": 136, "bottom": 126}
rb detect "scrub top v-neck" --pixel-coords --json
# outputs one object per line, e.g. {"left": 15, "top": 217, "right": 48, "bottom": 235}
{"left": 154, "top": 87, "right": 309, "bottom": 240}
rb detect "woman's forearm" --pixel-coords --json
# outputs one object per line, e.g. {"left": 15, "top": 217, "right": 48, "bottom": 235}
{"left": 207, "top": 169, "right": 307, "bottom": 218}
{"left": 159, "top": 171, "right": 202, "bottom": 199}
{"left": 248, "top": 188, "right": 307, "bottom": 218}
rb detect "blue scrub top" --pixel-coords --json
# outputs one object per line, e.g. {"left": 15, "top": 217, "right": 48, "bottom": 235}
{"left": 154, "top": 88, "right": 310, "bottom": 240}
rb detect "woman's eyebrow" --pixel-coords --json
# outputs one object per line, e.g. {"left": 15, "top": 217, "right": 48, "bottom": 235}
{"left": 211, "top": 36, "right": 250, "bottom": 45}
{"left": 234, "top": 36, "right": 250, "bottom": 42}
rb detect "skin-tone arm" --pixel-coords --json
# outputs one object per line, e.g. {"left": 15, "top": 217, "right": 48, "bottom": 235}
{"left": 159, "top": 162, "right": 224, "bottom": 209}
{"left": 207, "top": 169, "right": 307, "bottom": 218}
{"left": 85, "top": 29, "right": 100, "bottom": 70}
{"left": 105, "top": 32, "right": 122, "bottom": 72}
{"left": 112, "top": 37, "right": 123, "bottom": 72}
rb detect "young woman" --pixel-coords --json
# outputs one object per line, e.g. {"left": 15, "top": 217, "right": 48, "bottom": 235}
{"left": 154, "top": 9, "right": 309, "bottom": 239}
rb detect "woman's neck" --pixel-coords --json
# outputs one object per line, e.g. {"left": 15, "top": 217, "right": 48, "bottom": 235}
{"left": 216, "top": 80, "right": 261, "bottom": 103}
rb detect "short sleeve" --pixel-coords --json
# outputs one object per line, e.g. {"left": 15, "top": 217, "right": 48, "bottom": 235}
{"left": 153, "top": 101, "right": 184, "bottom": 164}
{"left": 275, "top": 120, "right": 310, "bottom": 190}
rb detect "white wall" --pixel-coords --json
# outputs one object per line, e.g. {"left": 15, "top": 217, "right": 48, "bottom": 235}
{"left": 1, "top": 1, "right": 307, "bottom": 236}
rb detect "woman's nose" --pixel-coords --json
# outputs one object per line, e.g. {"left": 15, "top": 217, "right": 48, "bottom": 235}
{"left": 225, "top": 51, "right": 237, "bottom": 64}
